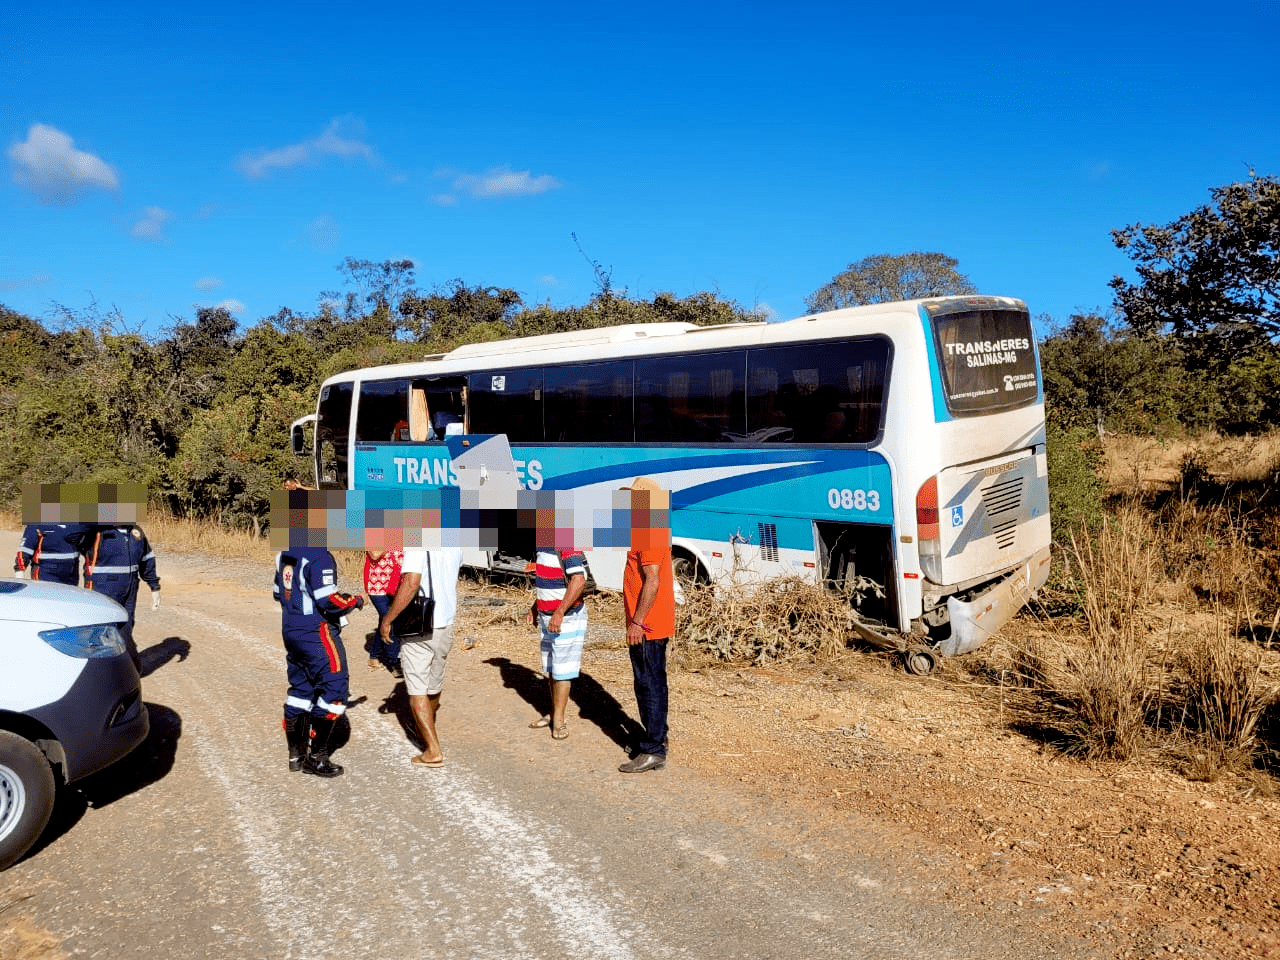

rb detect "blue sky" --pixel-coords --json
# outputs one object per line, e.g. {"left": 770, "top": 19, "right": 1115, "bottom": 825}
{"left": 3, "top": 1, "right": 1277, "bottom": 336}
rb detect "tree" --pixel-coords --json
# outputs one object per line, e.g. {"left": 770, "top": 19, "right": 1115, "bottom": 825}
{"left": 321, "top": 257, "right": 417, "bottom": 338}
{"left": 1039, "top": 312, "right": 1196, "bottom": 435}
{"left": 805, "top": 253, "right": 977, "bottom": 313}
{"left": 1110, "top": 173, "right": 1280, "bottom": 340}
{"left": 400, "top": 280, "right": 524, "bottom": 345}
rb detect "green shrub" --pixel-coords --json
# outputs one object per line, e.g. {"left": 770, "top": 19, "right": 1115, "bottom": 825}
{"left": 1046, "top": 422, "right": 1104, "bottom": 544}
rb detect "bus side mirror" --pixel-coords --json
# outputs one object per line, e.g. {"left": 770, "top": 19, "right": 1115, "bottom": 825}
{"left": 291, "top": 424, "right": 307, "bottom": 455}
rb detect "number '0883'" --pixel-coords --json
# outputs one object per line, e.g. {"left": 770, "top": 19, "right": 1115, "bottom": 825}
{"left": 827, "top": 488, "right": 880, "bottom": 511}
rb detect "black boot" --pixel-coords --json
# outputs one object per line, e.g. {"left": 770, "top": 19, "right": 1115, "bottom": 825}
{"left": 284, "top": 714, "right": 310, "bottom": 772}
{"left": 301, "top": 715, "right": 344, "bottom": 778}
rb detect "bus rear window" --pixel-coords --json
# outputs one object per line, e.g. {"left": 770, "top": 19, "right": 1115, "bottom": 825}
{"left": 930, "top": 307, "right": 1038, "bottom": 415}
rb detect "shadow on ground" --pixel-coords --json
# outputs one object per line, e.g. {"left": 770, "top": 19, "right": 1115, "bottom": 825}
{"left": 140, "top": 636, "right": 191, "bottom": 678}
{"left": 484, "top": 656, "right": 644, "bottom": 754}
{"left": 22, "top": 700, "right": 182, "bottom": 866}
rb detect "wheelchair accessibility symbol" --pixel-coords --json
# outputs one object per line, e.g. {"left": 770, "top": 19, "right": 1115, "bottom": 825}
{"left": 950, "top": 505, "right": 964, "bottom": 528}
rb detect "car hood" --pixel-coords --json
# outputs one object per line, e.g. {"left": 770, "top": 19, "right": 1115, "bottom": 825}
{"left": 0, "top": 579, "right": 128, "bottom": 626}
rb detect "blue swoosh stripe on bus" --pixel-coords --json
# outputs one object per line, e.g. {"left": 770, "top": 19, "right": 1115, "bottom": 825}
{"left": 674, "top": 460, "right": 862, "bottom": 506}
{"left": 540, "top": 453, "right": 880, "bottom": 506}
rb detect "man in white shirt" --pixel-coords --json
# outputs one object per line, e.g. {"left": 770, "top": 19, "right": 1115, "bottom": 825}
{"left": 378, "top": 546, "right": 464, "bottom": 767}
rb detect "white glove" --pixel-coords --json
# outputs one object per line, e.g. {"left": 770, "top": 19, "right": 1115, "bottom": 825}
{"left": 152, "top": 590, "right": 161, "bottom": 610}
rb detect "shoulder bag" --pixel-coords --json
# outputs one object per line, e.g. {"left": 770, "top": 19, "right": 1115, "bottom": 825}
{"left": 392, "top": 553, "right": 435, "bottom": 638}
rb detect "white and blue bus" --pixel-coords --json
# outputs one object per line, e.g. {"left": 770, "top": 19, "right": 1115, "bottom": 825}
{"left": 291, "top": 295, "right": 1050, "bottom": 669}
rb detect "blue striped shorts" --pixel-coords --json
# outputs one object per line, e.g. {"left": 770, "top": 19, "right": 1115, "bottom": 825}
{"left": 539, "top": 607, "right": 587, "bottom": 680}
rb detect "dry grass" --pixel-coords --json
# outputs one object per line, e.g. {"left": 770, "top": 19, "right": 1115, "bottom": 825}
{"left": 1152, "top": 490, "right": 1262, "bottom": 606}
{"left": 985, "top": 444, "right": 1280, "bottom": 781}
{"left": 1176, "top": 605, "right": 1275, "bottom": 780}
{"left": 1104, "top": 429, "right": 1280, "bottom": 493}
{"left": 144, "top": 510, "right": 276, "bottom": 564}
{"left": 1058, "top": 507, "right": 1159, "bottom": 759}
{"left": 675, "top": 575, "right": 854, "bottom": 668}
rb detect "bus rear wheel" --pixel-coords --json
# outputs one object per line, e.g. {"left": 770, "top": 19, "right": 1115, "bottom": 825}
{"left": 672, "top": 551, "right": 705, "bottom": 589}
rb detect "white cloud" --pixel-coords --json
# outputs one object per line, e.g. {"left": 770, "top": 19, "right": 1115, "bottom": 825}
{"left": 8, "top": 123, "right": 118, "bottom": 204}
{"left": 309, "top": 214, "right": 341, "bottom": 249}
{"left": 131, "top": 206, "right": 173, "bottom": 242}
{"left": 451, "top": 165, "right": 561, "bottom": 199}
{"left": 430, "top": 193, "right": 459, "bottom": 207}
{"left": 237, "top": 116, "right": 375, "bottom": 179}
{"left": 0, "top": 273, "right": 53, "bottom": 292}
{"left": 203, "top": 298, "right": 245, "bottom": 314}
{"left": 194, "top": 276, "right": 222, "bottom": 291}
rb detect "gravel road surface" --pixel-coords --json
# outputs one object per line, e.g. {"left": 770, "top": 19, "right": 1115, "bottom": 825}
{"left": 4, "top": 551, "right": 1103, "bottom": 960}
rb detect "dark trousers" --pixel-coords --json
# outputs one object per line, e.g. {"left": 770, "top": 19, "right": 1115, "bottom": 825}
{"left": 91, "top": 576, "right": 141, "bottom": 670}
{"left": 629, "top": 638, "right": 669, "bottom": 757}
{"left": 368, "top": 594, "right": 401, "bottom": 665}
{"left": 283, "top": 623, "right": 349, "bottom": 720}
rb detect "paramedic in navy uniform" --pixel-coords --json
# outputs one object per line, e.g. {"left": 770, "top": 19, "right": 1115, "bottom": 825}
{"left": 84, "top": 524, "right": 161, "bottom": 670}
{"left": 14, "top": 522, "right": 91, "bottom": 586}
{"left": 274, "top": 547, "right": 363, "bottom": 778}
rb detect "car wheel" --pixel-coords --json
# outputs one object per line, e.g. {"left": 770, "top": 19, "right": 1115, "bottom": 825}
{"left": 0, "top": 730, "right": 57, "bottom": 871}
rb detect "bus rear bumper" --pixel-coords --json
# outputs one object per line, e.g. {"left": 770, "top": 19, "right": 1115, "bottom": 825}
{"left": 939, "top": 546, "right": 1052, "bottom": 657}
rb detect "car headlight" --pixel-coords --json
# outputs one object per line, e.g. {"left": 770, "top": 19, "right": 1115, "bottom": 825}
{"left": 38, "top": 623, "right": 128, "bottom": 659}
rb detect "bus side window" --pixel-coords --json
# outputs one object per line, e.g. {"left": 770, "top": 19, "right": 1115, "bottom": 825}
{"left": 747, "top": 339, "right": 888, "bottom": 444}
{"left": 636, "top": 350, "right": 744, "bottom": 442}
{"left": 355, "top": 378, "right": 412, "bottom": 443}
{"left": 467, "top": 370, "right": 544, "bottom": 441}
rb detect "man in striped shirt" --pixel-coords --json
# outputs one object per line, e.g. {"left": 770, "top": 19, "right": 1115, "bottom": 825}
{"left": 527, "top": 546, "right": 588, "bottom": 740}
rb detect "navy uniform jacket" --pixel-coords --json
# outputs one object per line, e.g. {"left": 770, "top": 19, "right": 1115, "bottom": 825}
{"left": 274, "top": 548, "right": 361, "bottom": 634}
{"left": 15, "top": 523, "right": 91, "bottom": 585}
{"left": 84, "top": 526, "right": 160, "bottom": 606}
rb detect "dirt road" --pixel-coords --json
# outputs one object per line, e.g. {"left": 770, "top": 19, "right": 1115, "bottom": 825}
{"left": 2, "top": 550, "right": 1103, "bottom": 960}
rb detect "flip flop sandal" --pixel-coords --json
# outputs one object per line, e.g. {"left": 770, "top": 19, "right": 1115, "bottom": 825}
{"left": 411, "top": 754, "right": 444, "bottom": 767}
{"left": 528, "top": 716, "right": 551, "bottom": 729}
{"left": 552, "top": 725, "right": 569, "bottom": 740}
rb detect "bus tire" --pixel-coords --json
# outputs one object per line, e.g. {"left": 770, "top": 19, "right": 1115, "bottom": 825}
{"left": 0, "top": 731, "right": 57, "bottom": 871}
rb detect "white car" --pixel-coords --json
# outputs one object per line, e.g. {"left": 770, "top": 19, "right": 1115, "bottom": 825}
{"left": 0, "top": 579, "right": 149, "bottom": 869}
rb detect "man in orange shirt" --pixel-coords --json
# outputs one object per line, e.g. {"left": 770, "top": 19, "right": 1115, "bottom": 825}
{"left": 618, "top": 477, "right": 676, "bottom": 774}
